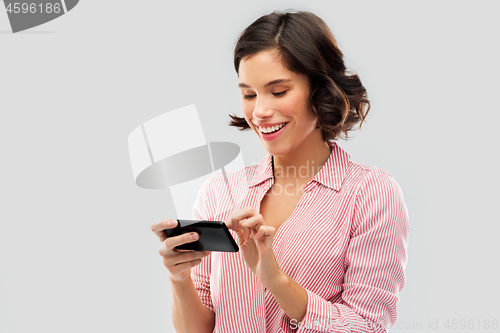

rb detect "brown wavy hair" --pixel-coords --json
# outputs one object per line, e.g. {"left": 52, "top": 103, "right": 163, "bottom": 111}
{"left": 229, "top": 10, "right": 370, "bottom": 141}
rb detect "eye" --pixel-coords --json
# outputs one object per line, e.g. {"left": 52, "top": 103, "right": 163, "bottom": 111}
{"left": 272, "top": 90, "right": 288, "bottom": 97}
{"left": 243, "top": 94, "right": 256, "bottom": 99}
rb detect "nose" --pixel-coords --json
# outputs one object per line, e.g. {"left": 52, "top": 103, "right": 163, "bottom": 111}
{"left": 253, "top": 96, "right": 274, "bottom": 120}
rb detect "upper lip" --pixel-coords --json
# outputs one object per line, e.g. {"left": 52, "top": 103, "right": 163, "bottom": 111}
{"left": 254, "top": 122, "right": 288, "bottom": 128}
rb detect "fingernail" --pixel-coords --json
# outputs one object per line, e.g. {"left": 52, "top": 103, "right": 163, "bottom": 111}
{"left": 169, "top": 219, "right": 177, "bottom": 227}
{"left": 190, "top": 233, "right": 198, "bottom": 240}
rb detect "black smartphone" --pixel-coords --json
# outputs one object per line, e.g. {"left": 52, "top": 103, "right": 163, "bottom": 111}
{"left": 164, "top": 220, "right": 239, "bottom": 252}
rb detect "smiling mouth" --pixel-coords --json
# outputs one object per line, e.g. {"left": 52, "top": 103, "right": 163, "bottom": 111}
{"left": 257, "top": 122, "right": 288, "bottom": 134}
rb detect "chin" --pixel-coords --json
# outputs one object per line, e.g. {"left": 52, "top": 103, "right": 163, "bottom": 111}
{"left": 261, "top": 144, "right": 288, "bottom": 157}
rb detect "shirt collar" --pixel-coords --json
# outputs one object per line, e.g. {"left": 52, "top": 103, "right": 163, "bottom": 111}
{"left": 248, "top": 141, "right": 351, "bottom": 191}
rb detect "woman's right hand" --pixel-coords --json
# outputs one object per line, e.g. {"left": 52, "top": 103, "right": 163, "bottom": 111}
{"left": 151, "top": 219, "right": 211, "bottom": 282}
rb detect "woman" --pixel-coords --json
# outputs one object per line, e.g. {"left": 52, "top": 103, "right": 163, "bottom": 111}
{"left": 152, "top": 10, "right": 409, "bottom": 333}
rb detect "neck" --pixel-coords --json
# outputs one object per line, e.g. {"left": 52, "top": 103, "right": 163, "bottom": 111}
{"left": 272, "top": 140, "right": 331, "bottom": 185}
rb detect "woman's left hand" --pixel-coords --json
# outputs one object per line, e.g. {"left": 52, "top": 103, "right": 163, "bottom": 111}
{"left": 225, "top": 207, "right": 284, "bottom": 287}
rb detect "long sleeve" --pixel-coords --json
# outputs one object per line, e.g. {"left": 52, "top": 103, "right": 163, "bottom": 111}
{"left": 190, "top": 176, "right": 215, "bottom": 313}
{"left": 293, "top": 168, "right": 409, "bottom": 333}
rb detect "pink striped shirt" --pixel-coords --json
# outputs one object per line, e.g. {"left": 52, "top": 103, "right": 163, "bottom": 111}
{"left": 190, "top": 141, "right": 409, "bottom": 333}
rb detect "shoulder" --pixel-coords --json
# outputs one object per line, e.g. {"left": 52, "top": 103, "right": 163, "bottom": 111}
{"left": 347, "top": 163, "right": 409, "bottom": 236}
{"left": 329, "top": 144, "right": 408, "bottom": 233}
{"left": 331, "top": 142, "right": 403, "bottom": 199}
{"left": 357, "top": 165, "right": 405, "bottom": 204}
{"left": 344, "top": 159, "right": 407, "bottom": 212}
{"left": 349, "top": 163, "right": 402, "bottom": 194}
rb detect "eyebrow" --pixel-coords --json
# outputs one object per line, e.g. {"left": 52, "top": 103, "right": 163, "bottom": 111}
{"left": 238, "top": 79, "right": 292, "bottom": 88}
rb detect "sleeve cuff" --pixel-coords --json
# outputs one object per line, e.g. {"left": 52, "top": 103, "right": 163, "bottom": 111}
{"left": 287, "top": 289, "right": 385, "bottom": 333}
{"left": 282, "top": 289, "right": 349, "bottom": 332}
{"left": 191, "top": 279, "right": 214, "bottom": 313}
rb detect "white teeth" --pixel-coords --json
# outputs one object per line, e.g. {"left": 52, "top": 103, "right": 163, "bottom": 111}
{"left": 258, "top": 122, "right": 286, "bottom": 133}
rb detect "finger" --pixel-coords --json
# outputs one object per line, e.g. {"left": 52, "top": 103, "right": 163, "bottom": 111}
{"left": 165, "top": 258, "right": 203, "bottom": 276}
{"left": 228, "top": 207, "right": 257, "bottom": 231}
{"left": 234, "top": 228, "right": 247, "bottom": 245}
{"left": 164, "top": 232, "right": 200, "bottom": 251}
{"left": 254, "top": 225, "right": 275, "bottom": 240}
{"left": 175, "top": 250, "right": 210, "bottom": 265}
{"left": 224, "top": 217, "right": 233, "bottom": 230}
{"left": 255, "top": 225, "right": 276, "bottom": 249}
{"left": 160, "top": 246, "right": 210, "bottom": 266}
{"left": 240, "top": 214, "right": 265, "bottom": 236}
{"left": 158, "top": 239, "right": 184, "bottom": 257}
{"left": 235, "top": 228, "right": 245, "bottom": 238}
{"left": 151, "top": 219, "right": 178, "bottom": 241}
{"left": 167, "top": 251, "right": 209, "bottom": 275}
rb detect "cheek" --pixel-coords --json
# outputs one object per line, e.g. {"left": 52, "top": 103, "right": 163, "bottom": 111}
{"left": 284, "top": 94, "right": 310, "bottom": 116}
{"left": 288, "top": 95, "right": 316, "bottom": 127}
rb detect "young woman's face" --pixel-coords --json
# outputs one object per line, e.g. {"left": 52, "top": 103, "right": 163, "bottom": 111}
{"left": 238, "top": 49, "right": 321, "bottom": 157}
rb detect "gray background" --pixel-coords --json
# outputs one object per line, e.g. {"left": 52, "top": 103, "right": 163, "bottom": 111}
{"left": 1, "top": 1, "right": 499, "bottom": 332}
